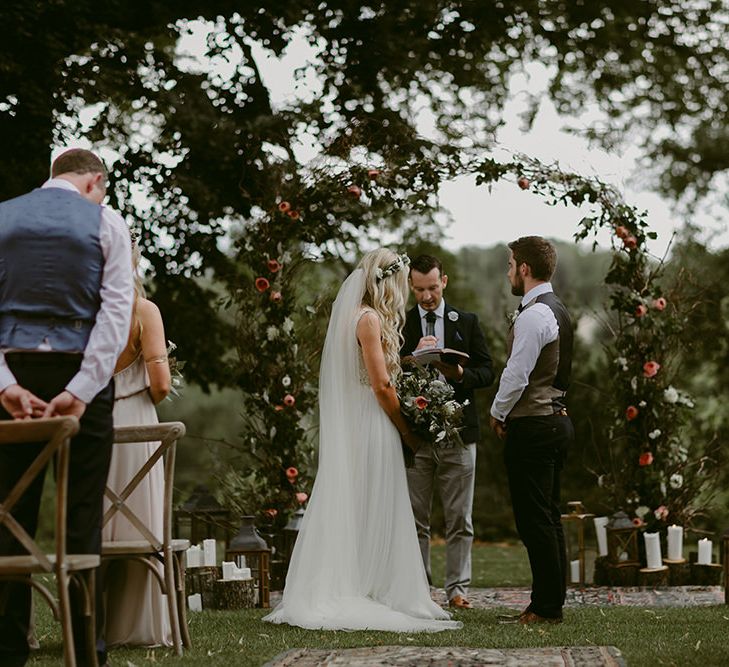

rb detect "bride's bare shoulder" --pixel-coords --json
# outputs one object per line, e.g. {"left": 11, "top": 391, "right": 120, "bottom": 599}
{"left": 356, "top": 307, "right": 381, "bottom": 337}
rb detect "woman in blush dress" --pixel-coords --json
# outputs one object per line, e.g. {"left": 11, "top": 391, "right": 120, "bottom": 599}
{"left": 263, "top": 248, "right": 461, "bottom": 633}
{"left": 102, "top": 240, "right": 173, "bottom": 647}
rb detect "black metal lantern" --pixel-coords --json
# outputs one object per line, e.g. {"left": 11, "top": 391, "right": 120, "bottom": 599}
{"left": 606, "top": 511, "right": 640, "bottom": 567}
{"left": 225, "top": 515, "right": 271, "bottom": 608}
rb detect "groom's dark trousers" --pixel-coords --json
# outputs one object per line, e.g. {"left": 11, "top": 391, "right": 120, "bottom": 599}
{"left": 0, "top": 353, "right": 113, "bottom": 667}
{"left": 504, "top": 413, "right": 573, "bottom": 619}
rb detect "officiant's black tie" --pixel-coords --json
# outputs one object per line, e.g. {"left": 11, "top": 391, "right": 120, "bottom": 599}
{"left": 425, "top": 311, "right": 437, "bottom": 337}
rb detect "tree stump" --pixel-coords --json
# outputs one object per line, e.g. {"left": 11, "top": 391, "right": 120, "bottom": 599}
{"left": 639, "top": 565, "right": 669, "bottom": 587}
{"left": 213, "top": 579, "right": 256, "bottom": 610}
{"left": 605, "top": 563, "right": 639, "bottom": 587}
{"left": 665, "top": 559, "right": 690, "bottom": 586}
{"left": 593, "top": 556, "right": 610, "bottom": 586}
{"left": 690, "top": 563, "right": 723, "bottom": 586}
{"left": 187, "top": 566, "right": 220, "bottom": 609}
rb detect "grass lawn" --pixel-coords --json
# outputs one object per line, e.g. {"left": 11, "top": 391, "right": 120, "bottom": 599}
{"left": 430, "top": 541, "right": 532, "bottom": 588}
{"left": 26, "top": 543, "right": 729, "bottom": 667}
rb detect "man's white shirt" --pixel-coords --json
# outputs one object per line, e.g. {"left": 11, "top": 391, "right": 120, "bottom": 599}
{"left": 417, "top": 299, "right": 446, "bottom": 346}
{"left": 0, "top": 178, "right": 134, "bottom": 403}
{"left": 490, "top": 283, "right": 559, "bottom": 422}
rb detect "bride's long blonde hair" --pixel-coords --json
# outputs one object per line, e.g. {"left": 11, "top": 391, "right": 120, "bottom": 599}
{"left": 357, "top": 249, "right": 410, "bottom": 379}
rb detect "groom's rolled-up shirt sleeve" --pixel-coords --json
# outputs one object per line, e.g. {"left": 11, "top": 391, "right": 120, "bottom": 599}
{"left": 65, "top": 207, "right": 134, "bottom": 404}
{"left": 490, "top": 305, "right": 558, "bottom": 422}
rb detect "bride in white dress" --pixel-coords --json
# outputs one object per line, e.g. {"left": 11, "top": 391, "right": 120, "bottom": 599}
{"left": 263, "top": 249, "right": 461, "bottom": 632}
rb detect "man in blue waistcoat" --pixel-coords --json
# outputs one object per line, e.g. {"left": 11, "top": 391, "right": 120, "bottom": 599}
{"left": 0, "top": 149, "right": 134, "bottom": 666}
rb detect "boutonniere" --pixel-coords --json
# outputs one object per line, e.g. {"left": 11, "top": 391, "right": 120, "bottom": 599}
{"left": 447, "top": 311, "right": 459, "bottom": 322}
{"left": 507, "top": 309, "right": 520, "bottom": 326}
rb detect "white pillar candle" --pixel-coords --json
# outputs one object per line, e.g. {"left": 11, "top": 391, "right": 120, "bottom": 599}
{"left": 569, "top": 559, "right": 580, "bottom": 583}
{"left": 236, "top": 555, "right": 247, "bottom": 569}
{"left": 644, "top": 532, "right": 662, "bottom": 569}
{"left": 697, "top": 538, "right": 713, "bottom": 564}
{"left": 186, "top": 545, "right": 201, "bottom": 568}
{"left": 593, "top": 517, "right": 609, "bottom": 557}
{"left": 236, "top": 567, "right": 251, "bottom": 580}
{"left": 187, "top": 593, "right": 202, "bottom": 612}
{"left": 667, "top": 525, "right": 683, "bottom": 560}
{"left": 203, "top": 538, "right": 217, "bottom": 567}
{"left": 221, "top": 561, "right": 236, "bottom": 580}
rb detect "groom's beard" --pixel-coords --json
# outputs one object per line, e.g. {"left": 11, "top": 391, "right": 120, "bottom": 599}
{"left": 510, "top": 275, "right": 525, "bottom": 297}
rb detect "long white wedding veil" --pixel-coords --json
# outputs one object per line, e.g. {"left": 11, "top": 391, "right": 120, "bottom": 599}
{"left": 277, "top": 267, "right": 366, "bottom": 604}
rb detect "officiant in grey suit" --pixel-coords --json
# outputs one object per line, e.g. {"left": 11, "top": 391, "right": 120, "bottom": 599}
{"left": 401, "top": 254, "right": 494, "bottom": 609}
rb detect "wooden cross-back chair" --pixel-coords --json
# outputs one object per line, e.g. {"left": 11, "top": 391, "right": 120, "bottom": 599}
{"left": 0, "top": 416, "right": 98, "bottom": 667}
{"left": 101, "top": 421, "right": 190, "bottom": 655}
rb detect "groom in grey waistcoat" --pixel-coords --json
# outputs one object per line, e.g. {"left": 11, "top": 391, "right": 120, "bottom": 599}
{"left": 490, "top": 236, "right": 574, "bottom": 624}
{"left": 401, "top": 255, "right": 494, "bottom": 609}
{"left": 0, "top": 149, "right": 133, "bottom": 666}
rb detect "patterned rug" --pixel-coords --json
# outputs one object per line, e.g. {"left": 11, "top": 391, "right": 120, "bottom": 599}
{"left": 268, "top": 585, "right": 723, "bottom": 610}
{"left": 264, "top": 645, "right": 626, "bottom": 667}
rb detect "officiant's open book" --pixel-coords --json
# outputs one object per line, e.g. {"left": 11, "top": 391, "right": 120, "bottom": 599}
{"left": 411, "top": 347, "right": 470, "bottom": 366}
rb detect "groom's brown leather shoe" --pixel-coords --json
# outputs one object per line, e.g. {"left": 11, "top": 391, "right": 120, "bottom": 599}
{"left": 496, "top": 607, "right": 529, "bottom": 622}
{"left": 448, "top": 595, "right": 473, "bottom": 609}
{"left": 518, "top": 610, "right": 562, "bottom": 624}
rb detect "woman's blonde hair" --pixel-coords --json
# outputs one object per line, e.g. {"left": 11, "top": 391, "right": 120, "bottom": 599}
{"left": 357, "top": 248, "right": 410, "bottom": 379}
{"left": 130, "top": 240, "right": 146, "bottom": 353}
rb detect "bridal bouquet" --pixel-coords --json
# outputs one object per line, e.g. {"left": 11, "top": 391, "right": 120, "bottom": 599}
{"left": 166, "top": 340, "right": 186, "bottom": 399}
{"left": 397, "top": 363, "right": 467, "bottom": 454}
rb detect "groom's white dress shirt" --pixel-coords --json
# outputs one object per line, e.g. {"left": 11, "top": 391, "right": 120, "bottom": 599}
{"left": 417, "top": 299, "right": 446, "bottom": 346}
{"left": 0, "top": 178, "right": 133, "bottom": 404}
{"left": 490, "top": 282, "right": 559, "bottom": 422}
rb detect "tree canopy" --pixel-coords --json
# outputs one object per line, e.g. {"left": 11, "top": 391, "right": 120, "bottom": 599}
{"left": 1, "top": 1, "right": 727, "bottom": 387}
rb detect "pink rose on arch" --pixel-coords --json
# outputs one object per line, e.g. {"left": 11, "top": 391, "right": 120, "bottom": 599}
{"left": 267, "top": 259, "right": 282, "bottom": 273}
{"left": 255, "top": 277, "right": 270, "bottom": 292}
{"left": 638, "top": 452, "right": 654, "bottom": 467}
{"left": 635, "top": 304, "right": 648, "bottom": 317}
{"left": 615, "top": 225, "right": 630, "bottom": 240}
{"left": 270, "top": 291, "right": 283, "bottom": 303}
{"left": 643, "top": 361, "right": 661, "bottom": 378}
{"left": 414, "top": 396, "right": 429, "bottom": 410}
{"left": 264, "top": 508, "right": 278, "bottom": 519}
{"left": 632, "top": 517, "right": 644, "bottom": 527}
{"left": 623, "top": 235, "right": 638, "bottom": 250}
{"left": 278, "top": 201, "right": 291, "bottom": 213}
{"left": 283, "top": 394, "right": 296, "bottom": 407}
{"left": 626, "top": 405, "right": 639, "bottom": 421}
{"left": 652, "top": 297, "right": 667, "bottom": 311}
{"left": 654, "top": 505, "right": 669, "bottom": 521}
{"left": 295, "top": 492, "right": 308, "bottom": 504}
{"left": 286, "top": 466, "right": 298, "bottom": 482}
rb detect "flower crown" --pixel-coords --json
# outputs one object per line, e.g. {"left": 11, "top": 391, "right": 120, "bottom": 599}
{"left": 129, "top": 226, "right": 142, "bottom": 247}
{"left": 375, "top": 254, "right": 410, "bottom": 282}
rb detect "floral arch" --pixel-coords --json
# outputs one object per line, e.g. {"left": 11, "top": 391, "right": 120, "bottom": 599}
{"left": 221, "top": 147, "right": 713, "bottom": 539}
